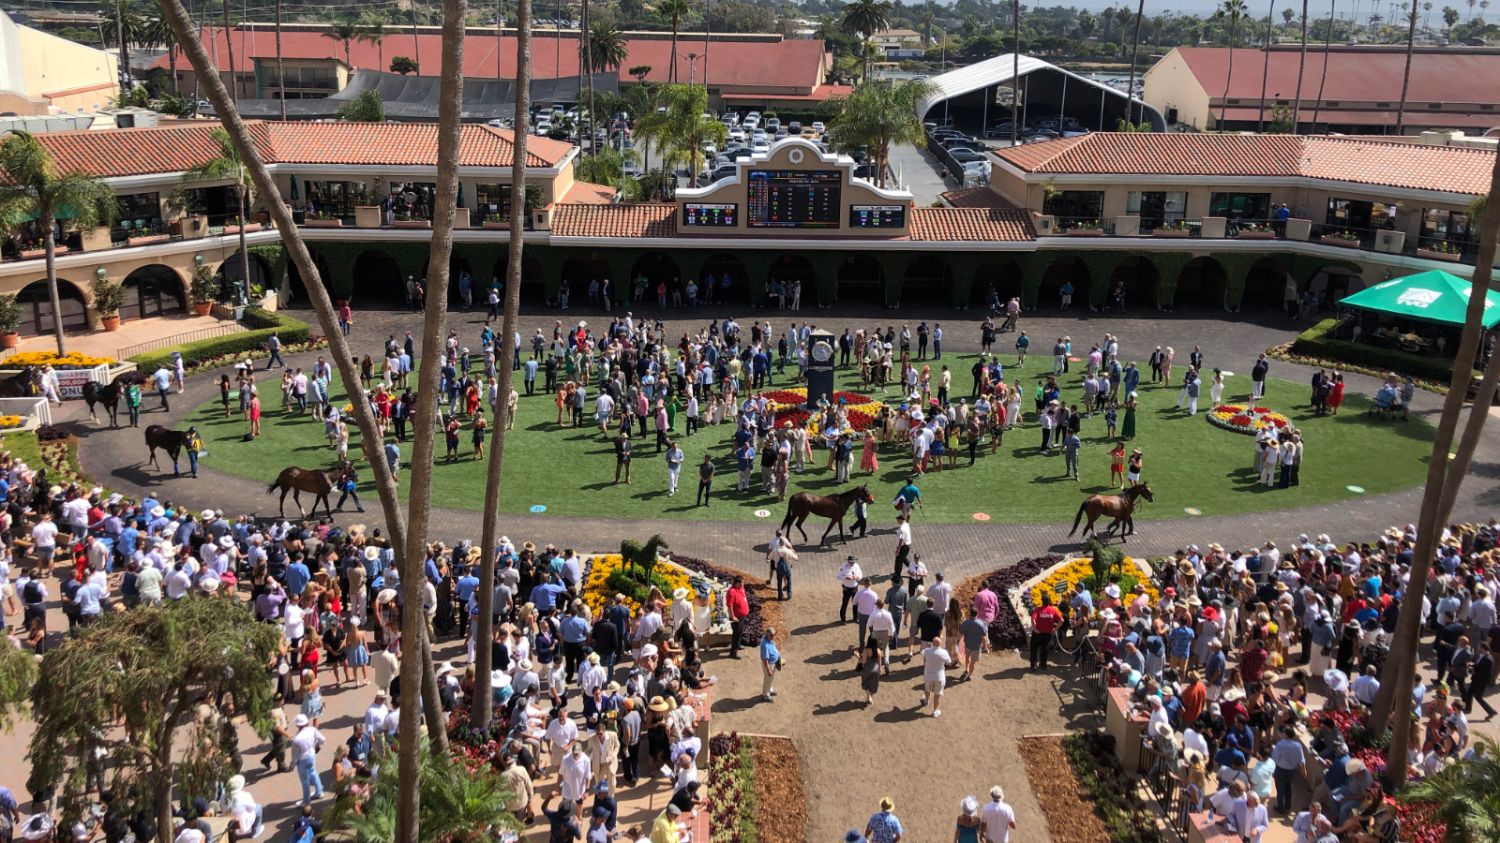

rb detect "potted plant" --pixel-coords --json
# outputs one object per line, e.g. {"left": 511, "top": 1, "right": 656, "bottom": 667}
{"left": 189, "top": 264, "right": 218, "bottom": 315}
{"left": 303, "top": 210, "right": 344, "bottom": 228}
{"left": 1416, "top": 240, "right": 1463, "bottom": 262}
{"left": 1065, "top": 219, "right": 1105, "bottom": 236}
{"left": 1151, "top": 220, "right": 1191, "bottom": 238}
{"left": 1235, "top": 221, "right": 1276, "bottom": 239}
{"left": 0, "top": 295, "right": 21, "bottom": 349}
{"left": 91, "top": 277, "right": 126, "bottom": 331}
{"left": 222, "top": 215, "right": 262, "bottom": 235}
{"left": 482, "top": 211, "right": 510, "bottom": 230}
{"left": 1319, "top": 229, "right": 1364, "bottom": 248}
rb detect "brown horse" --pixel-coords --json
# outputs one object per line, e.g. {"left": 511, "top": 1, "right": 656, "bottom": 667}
{"left": 267, "top": 465, "right": 344, "bottom": 519}
{"left": 145, "top": 425, "right": 201, "bottom": 476}
{"left": 780, "top": 484, "right": 875, "bottom": 545}
{"left": 1069, "top": 483, "right": 1154, "bottom": 543}
{"left": 0, "top": 367, "right": 39, "bottom": 399}
{"left": 83, "top": 371, "right": 141, "bottom": 427}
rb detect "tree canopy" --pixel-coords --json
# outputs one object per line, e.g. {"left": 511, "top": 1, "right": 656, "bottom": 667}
{"left": 338, "top": 89, "right": 388, "bottom": 122}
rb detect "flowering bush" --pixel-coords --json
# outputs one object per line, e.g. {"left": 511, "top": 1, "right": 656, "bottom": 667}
{"left": 5, "top": 351, "right": 115, "bottom": 369}
{"left": 0, "top": 415, "right": 24, "bottom": 430}
{"left": 1026, "top": 556, "right": 1158, "bottom": 610}
{"left": 1208, "top": 404, "right": 1290, "bottom": 435}
{"left": 762, "top": 386, "right": 883, "bottom": 434}
{"left": 974, "top": 555, "right": 1065, "bottom": 650}
{"left": 580, "top": 553, "right": 692, "bottom": 619}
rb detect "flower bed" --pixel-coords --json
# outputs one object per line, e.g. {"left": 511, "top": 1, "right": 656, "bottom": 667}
{"left": 708, "top": 732, "right": 806, "bottom": 843}
{"left": 1320, "top": 711, "right": 1446, "bottom": 842}
{"left": 1023, "top": 555, "right": 1159, "bottom": 611}
{"left": 674, "top": 554, "right": 770, "bottom": 646}
{"left": 581, "top": 553, "right": 694, "bottom": 617}
{"left": 1207, "top": 404, "right": 1290, "bottom": 435}
{"left": 0, "top": 415, "right": 23, "bottom": 430}
{"left": 4, "top": 351, "right": 117, "bottom": 369}
{"left": 1060, "top": 732, "right": 1166, "bottom": 842}
{"left": 962, "top": 555, "right": 1064, "bottom": 650}
{"left": 760, "top": 386, "right": 883, "bottom": 433}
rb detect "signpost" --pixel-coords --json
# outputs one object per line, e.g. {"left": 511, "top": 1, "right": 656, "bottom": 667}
{"left": 805, "top": 329, "right": 835, "bottom": 410}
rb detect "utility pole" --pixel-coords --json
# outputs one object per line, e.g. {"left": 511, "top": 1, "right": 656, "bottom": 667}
{"left": 686, "top": 53, "right": 699, "bottom": 86}
{"left": 114, "top": 0, "right": 128, "bottom": 100}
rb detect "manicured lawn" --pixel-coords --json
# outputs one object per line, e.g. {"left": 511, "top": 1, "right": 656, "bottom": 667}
{"left": 182, "top": 355, "right": 1434, "bottom": 524}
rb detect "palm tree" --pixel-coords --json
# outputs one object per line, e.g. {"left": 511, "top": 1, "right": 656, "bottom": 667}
{"left": 220, "top": 0, "right": 237, "bottom": 101}
{"left": 1423, "top": 0, "right": 1434, "bottom": 30}
{"left": 140, "top": 6, "right": 179, "bottom": 96}
{"left": 1283, "top": 6, "right": 1298, "bottom": 25}
{"left": 1468, "top": 0, "right": 1478, "bottom": 19}
{"left": 1395, "top": 0, "right": 1421, "bottom": 132}
{"left": 1078, "top": 10, "right": 1098, "bottom": 38}
{"left": 1011, "top": 0, "right": 1021, "bottom": 144}
{"left": 360, "top": 12, "right": 389, "bottom": 73}
{"left": 1444, "top": 4, "right": 1461, "bottom": 33}
{"left": 657, "top": 0, "right": 691, "bottom": 83}
{"left": 324, "top": 15, "right": 361, "bottom": 67}
{"left": 841, "top": 0, "right": 893, "bottom": 83}
{"left": 1482, "top": 0, "right": 1491, "bottom": 21}
{"left": 588, "top": 21, "right": 628, "bottom": 74}
{"left": 0, "top": 133, "right": 116, "bottom": 355}
{"left": 1292, "top": 0, "right": 1310, "bottom": 131}
{"left": 474, "top": 0, "right": 532, "bottom": 730}
{"left": 327, "top": 746, "right": 521, "bottom": 843}
{"left": 1312, "top": 0, "right": 1337, "bottom": 130}
{"left": 274, "top": 0, "right": 286, "bottom": 119}
{"left": 98, "top": 0, "right": 146, "bottom": 99}
{"left": 634, "top": 83, "right": 726, "bottom": 188}
{"left": 1218, "top": 0, "right": 1249, "bottom": 127}
{"left": 825, "top": 80, "right": 934, "bottom": 189}
{"left": 918, "top": 3, "right": 938, "bottom": 44}
{"left": 1400, "top": 736, "right": 1500, "bottom": 841}
{"left": 178, "top": 128, "right": 253, "bottom": 307}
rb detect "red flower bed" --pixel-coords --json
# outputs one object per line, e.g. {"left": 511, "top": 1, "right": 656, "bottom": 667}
{"left": 1320, "top": 710, "right": 1447, "bottom": 843}
{"left": 832, "top": 390, "right": 873, "bottom": 405}
{"left": 760, "top": 390, "right": 807, "bottom": 406}
{"left": 772, "top": 408, "right": 810, "bottom": 429}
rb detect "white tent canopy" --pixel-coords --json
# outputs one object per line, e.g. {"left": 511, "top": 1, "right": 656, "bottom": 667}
{"left": 915, "top": 53, "right": 1163, "bottom": 130}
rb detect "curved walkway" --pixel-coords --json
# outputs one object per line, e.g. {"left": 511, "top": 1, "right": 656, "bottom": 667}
{"left": 68, "top": 303, "right": 1498, "bottom": 591}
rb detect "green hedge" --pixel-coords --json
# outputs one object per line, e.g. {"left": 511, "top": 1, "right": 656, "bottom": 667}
{"left": 1289, "top": 317, "right": 1473, "bottom": 383}
{"left": 130, "top": 308, "right": 314, "bottom": 371}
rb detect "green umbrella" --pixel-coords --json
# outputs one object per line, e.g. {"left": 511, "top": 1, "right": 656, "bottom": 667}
{"left": 1340, "top": 269, "right": 1500, "bottom": 329}
{"left": 456, "top": 182, "right": 465, "bottom": 209}
{"left": 288, "top": 174, "right": 299, "bottom": 201}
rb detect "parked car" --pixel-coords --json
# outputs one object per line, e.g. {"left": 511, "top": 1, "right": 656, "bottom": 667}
{"left": 622, "top": 161, "right": 642, "bottom": 178}
{"left": 728, "top": 128, "right": 746, "bottom": 143}
{"left": 800, "top": 127, "right": 819, "bottom": 140}
{"left": 950, "top": 150, "right": 988, "bottom": 163}
{"left": 751, "top": 140, "right": 770, "bottom": 154}
{"left": 765, "top": 117, "right": 781, "bottom": 133}
{"left": 786, "top": 121, "right": 802, "bottom": 134}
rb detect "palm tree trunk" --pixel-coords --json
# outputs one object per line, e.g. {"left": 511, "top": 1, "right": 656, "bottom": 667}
{"left": 1369, "top": 153, "right": 1500, "bottom": 787}
{"left": 169, "top": 37, "right": 180, "bottom": 97}
{"left": 582, "top": 0, "right": 594, "bottom": 157}
{"left": 1258, "top": 0, "right": 1276, "bottom": 132}
{"left": 395, "top": 0, "right": 466, "bottom": 838}
{"left": 1395, "top": 0, "right": 1420, "bottom": 133}
{"left": 114, "top": 1, "right": 130, "bottom": 101}
{"left": 669, "top": 20, "right": 679, "bottom": 83}
{"left": 1293, "top": 0, "right": 1309, "bottom": 131}
{"left": 418, "top": 625, "right": 448, "bottom": 755}
{"left": 476, "top": 0, "right": 532, "bottom": 731}
{"left": 221, "top": 0, "right": 236, "bottom": 101}
{"left": 1010, "top": 0, "right": 1020, "bottom": 146}
{"left": 275, "top": 0, "right": 286, "bottom": 119}
{"left": 413, "top": 4, "right": 422, "bottom": 70}
{"left": 43, "top": 213, "right": 67, "bottom": 356}
{"left": 1221, "top": 17, "right": 1238, "bottom": 126}
{"left": 1311, "top": 0, "right": 1336, "bottom": 130}
{"left": 237, "top": 182, "right": 249, "bottom": 301}
{"left": 1129, "top": 0, "right": 1147, "bottom": 127}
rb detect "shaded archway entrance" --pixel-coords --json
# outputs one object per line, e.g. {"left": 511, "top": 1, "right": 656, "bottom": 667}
{"left": 1107, "top": 256, "right": 1159, "bottom": 310}
{"left": 1242, "top": 258, "right": 1295, "bottom": 311}
{"left": 285, "top": 251, "right": 333, "bottom": 305}
{"left": 120, "top": 265, "right": 187, "bottom": 321}
{"left": 351, "top": 249, "right": 406, "bottom": 307}
{"left": 972, "top": 258, "right": 1022, "bottom": 309}
{"left": 1175, "top": 257, "right": 1228, "bottom": 310}
{"left": 560, "top": 254, "right": 611, "bottom": 307}
{"left": 1309, "top": 265, "right": 1363, "bottom": 310}
{"left": 448, "top": 254, "right": 475, "bottom": 308}
{"left": 904, "top": 255, "right": 953, "bottom": 308}
{"left": 1040, "top": 257, "right": 1090, "bottom": 311}
{"left": 16, "top": 279, "right": 88, "bottom": 337}
{"left": 491, "top": 253, "right": 548, "bottom": 306}
{"left": 767, "top": 254, "right": 818, "bottom": 308}
{"left": 630, "top": 252, "right": 684, "bottom": 307}
{"left": 835, "top": 255, "right": 885, "bottom": 307}
{"left": 699, "top": 253, "right": 747, "bottom": 306}
{"left": 218, "top": 251, "right": 274, "bottom": 299}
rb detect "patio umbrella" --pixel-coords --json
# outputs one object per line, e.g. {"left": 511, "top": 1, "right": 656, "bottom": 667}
{"left": 288, "top": 175, "right": 299, "bottom": 202}
{"left": 456, "top": 182, "right": 465, "bottom": 209}
{"left": 1339, "top": 269, "right": 1500, "bottom": 330}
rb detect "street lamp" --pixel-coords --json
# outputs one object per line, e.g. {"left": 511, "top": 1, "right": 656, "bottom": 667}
{"left": 95, "top": 266, "right": 108, "bottom": 281}
{"left": 685, "top": 53, "right": 700, "bottom": 86}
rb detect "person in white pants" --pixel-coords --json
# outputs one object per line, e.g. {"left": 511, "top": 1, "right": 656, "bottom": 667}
{"left": 665, "top": 441, "right": 683, "bottom": 496}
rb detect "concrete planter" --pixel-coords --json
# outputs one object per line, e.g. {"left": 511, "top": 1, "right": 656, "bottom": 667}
{"left": 80, "top": 226, "right": 113, "bottom": 252}
{"left": 17, "top": 246, "right": 68, "bottom": 260}
{"left": 1235, "top": 230, "right": 1275, "bottom": 240}
{"left": 1151, "top": 229, "right": 1191, "bottom": 238}
{"left": 1417, "top": 248, "right": 1462, "bottom": 263}
{"left": 1374, "top": 230, "right": 1406, "bottom": 254}
{"left": 1285, "top": 218, "right": 1312, "bottom": 241}
{"left": 1065, "top": 228, "right": 1105, "bottom": 237}
{"left": 222, "top": 223, "right": 263, "bottom": 235}
{"left": 354, "top": 206, "right": 383, "bottom": 228}
{"left": 1114, "top": 214, "right": 1140, "bottom": 236}
{"left": 303, "top": 219, "right": 344, "bottom": 228}
{"left": 1200, "top": 217, "right": 1227, "bottom": 239}
{"left": 481, "top": 221, "right": 511, "bottom": 230}
{"left": 175, "top": 215, "right": 208, "bottom": 240}
{"left": 1319, "top": 235, "right": 1363, "bottom": 249}
{"left": 453, "top": 208, "right": 471, "bottom": 229}
{"left": 127, "top": 233, "right": 170, "bottom": 247}
{"left": 393, "top": 219, "right": 432, "bottom": 229}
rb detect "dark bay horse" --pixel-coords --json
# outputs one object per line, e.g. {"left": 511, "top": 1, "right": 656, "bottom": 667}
{"left": 83, "top": 371, "right": 143, "bottom": 427}
{"left": 780, "top": 484, "right": 874, "bottom": 545}
{"left": 145, "top": 425, "right": 200, "bottom": 476}
{"left": 1069, "top": 483, "right": 1153, "bottom": 542}
{"left": 0, "top": 367, "right": 39, "bottom": 399}
{"left": 268, "top": 465, "right": 344, "bottom": 518}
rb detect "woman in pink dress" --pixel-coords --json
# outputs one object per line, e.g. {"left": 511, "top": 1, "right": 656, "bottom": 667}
{"left": 860, "top": 429, "right": 879, "bottom": 474}
{"left": 1328, "top": 372, "right": 1346, "bottom": 415}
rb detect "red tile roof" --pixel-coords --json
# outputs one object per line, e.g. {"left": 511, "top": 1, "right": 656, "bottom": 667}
{"left": 550, "top": 204, "right": 677, "bottom": 238}
{"left": 31, "top": 121, "right": 571, "bottom": 178}
{"left": 556, "top": 181, "right": 620, "bottom": 206}
{"left": 721, "top": 85, "right": 853, "bottom": 102}
{"left": 992, "top": 132, "right": 1495, "bottom": 195}
{"left": 152, "top": 27, "right": 827, "bottom": 92}
{"left": 1216, "top": 107, "right": 1500, "bottom": 130}
{"left": 1172, "top": 46, "right": 1500, "bottom": 108}
{"left": 940, "top": 186, "right": 1017, "bottom": 210}
{"left": 908, "top": 207, "right": 1034, "bottom": 242}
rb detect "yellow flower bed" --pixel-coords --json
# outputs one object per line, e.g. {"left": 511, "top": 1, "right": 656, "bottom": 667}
{"left": 1028, "top": 556, "right": 1159, "bottom": 608}
{"left": 0, "top": 415, "right": 23, "bottom": 429}
{"left": 5, "top": 351, "right": 116, "bottom": 369}
{"left": 581, "top": 553, "right": 692, "bottom": 618}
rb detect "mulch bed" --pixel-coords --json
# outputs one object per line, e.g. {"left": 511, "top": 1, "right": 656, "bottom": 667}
{"left": 1018, "top": 735, "right": 1111, "bottom": 843}
{"left": 750, "top": 736, "right": 807, "bottom": 843}
{"left": 956, "top": 555, "right": 1064, "bottom": 651}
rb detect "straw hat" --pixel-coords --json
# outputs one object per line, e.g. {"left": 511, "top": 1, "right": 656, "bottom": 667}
{"left": 648, "top": 696, "right": 671, "bottom": 712}
{"left": 365, "top": 546, "right": 381, "bottom": 561}
{"left": 673, "top": 587, "right": 690, "bottom": 601}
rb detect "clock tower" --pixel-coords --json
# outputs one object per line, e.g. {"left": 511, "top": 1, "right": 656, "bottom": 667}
{"left": 805, "top": 328, "right": 836, "bottom": 410}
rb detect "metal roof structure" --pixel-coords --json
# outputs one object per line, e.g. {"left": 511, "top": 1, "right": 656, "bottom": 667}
{"left": 915, "top": 53, "right": 1163, "bottom": 128}
{"left": 235, "top": 69, "right": 618, "bottom": 122}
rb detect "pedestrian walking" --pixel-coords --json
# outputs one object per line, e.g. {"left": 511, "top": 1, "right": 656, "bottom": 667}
{"left": 760, "top": 628, "right": 781, "bottom": 702}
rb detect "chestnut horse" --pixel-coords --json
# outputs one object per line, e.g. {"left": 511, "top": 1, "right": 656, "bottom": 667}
{"left": 780, "top": 484, "right": 874, "bottom": 545}
{"left": 1069, "top": 483, "right": 1154, "bottom": 542}
{"left": 267, "top": 465, "right": 344, "bottom": 519}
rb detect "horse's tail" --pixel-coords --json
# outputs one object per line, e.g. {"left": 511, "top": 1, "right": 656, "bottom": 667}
{"left": 267, "top": 470, "right": 284, "bottom": 495}
{"left": 1069, "top": 500, "right": 1088, "bottom": 536}
{"left": 779, "top": 497, "right": 797, "bottom": 531}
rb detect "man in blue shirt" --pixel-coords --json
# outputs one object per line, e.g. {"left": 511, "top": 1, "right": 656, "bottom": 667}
{"left": 529, "top": 573, "right": 566, "bottom": 613}
{"left": 284, "top": 556, "right": 311, "bottom": 597}
{"left": 559, "top": 608, "right": 592, "bottom": 680}
{"left": 454, "top": 565, "right": 480, "bottom": 637}
{"left": 152, "top": 366, "right": 173, "bottom": 411}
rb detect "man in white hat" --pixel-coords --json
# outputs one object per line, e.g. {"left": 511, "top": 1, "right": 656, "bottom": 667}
{"left": 980, "top": 786, "right": 1016, "bottom": 843}
{"left": 289, "top": 713, "right": 326, "bottom": 804}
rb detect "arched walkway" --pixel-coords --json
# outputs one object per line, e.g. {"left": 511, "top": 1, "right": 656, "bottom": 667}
{"left": 560, "top": 254, "right": 611, "bottom": 306}
{"left": 1040, "top": 257, "right": 1089, "bottom": 311}
{"left": 16, "top": 278, "right": 89, "bottom": 336}
{"left": 699, "top": 254, "right": 747, "bottom": 306}
{"left": 903, "top": 255, "right": 952, "bottom": 307}
{"left": 218, "top": 251, "right": 275, "bottom": 297}
{"left": 1108, "top": 256, "right": 1160, "bottom": 310}
{"left": 971, "top": 258, "right": 1022, "bottom": 309}
{"left": 120, "top": 265, "right": 187, "bottom": 321}
{"left": 767, "top": 254, "right": 818, "bottom": 308}
{"left": 835, "top": 255, "right": 884, "bottom": 307}
{"left": 1176, "top": 257, "right": 1228, "bottom": 310}
{"left": 630, "top": 252, "right": 684, "bottom": 305}
{"left": 447, "top": 255, "right": 474, "bottom": 308}
{"left": 491, "top": 253, "right": 548, "bottom": 306}
{"left": 1241, "top": 258, "right": 1294, "bottom": 311}
{"left": 1309, "top": 265, "right": 1364, "bottom": 308}
{"left": 351, "top": 249, "right": 406, "bottom": 307}
{"left": 285, "top": 252, "right": 333, "bottom": 305}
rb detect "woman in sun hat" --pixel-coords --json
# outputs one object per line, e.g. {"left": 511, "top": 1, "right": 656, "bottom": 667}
{"left": 953, "top": 796, "right": 982, "bottom": 843}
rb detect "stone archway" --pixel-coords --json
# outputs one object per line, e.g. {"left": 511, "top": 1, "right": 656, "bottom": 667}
{"left": 1040, "top": 256, "right": 1090, "bottom": 311}
{"left": 903, "top": 254, "right": 954, "bottom": 308}
{"left": 767, "top": 254, "right": 820, "bottom": 308}
{"left": 120, "top": 264, "right": 187, "bottom": 321}
{"left": 629, "top": 252, "right": 685, "bottom": 307}
{"left": 835, "top": 254, "right": 885, "bottom": 307}
{"left": 1175, "top": 256, "right": 1229, "bottom": 310}
{"left": 16, "top": 278, "right": 88, "bottom": 337}
{"left": 285, "top": 251, "right": 334, "bottom": 306}
{"left": 1241, "top": 257, "right": 1296, "bottom": 311}
{"left": 1107, "top": 256, "right": 1160, "bottom": 311}
{"left": 350, "top": 249, "right": 407, "bottom": 307}
{"left": 217, "top": 251, "right": 274, "bottom": 299}
{"left": 699, "top": 253, "right": 749, "bottom": 307}
{"left": 971, "top": 257, "right": 1023, "bottom": 310}
{"left": 491, "top": 252, "right": 548, "bottom": 306}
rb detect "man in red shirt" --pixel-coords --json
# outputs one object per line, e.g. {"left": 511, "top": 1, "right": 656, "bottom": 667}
{"left": 1240, "top": 638, "right": 1269, "bottom": 684}
{"left": 1180, "top": 669, "right": 1208, "bottom": 725}
{"left": 726, "top": 576, "right": 751, "bottom": 659}
{"left": 1030, "top": 593, "right": 1064, "bottom": 670}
